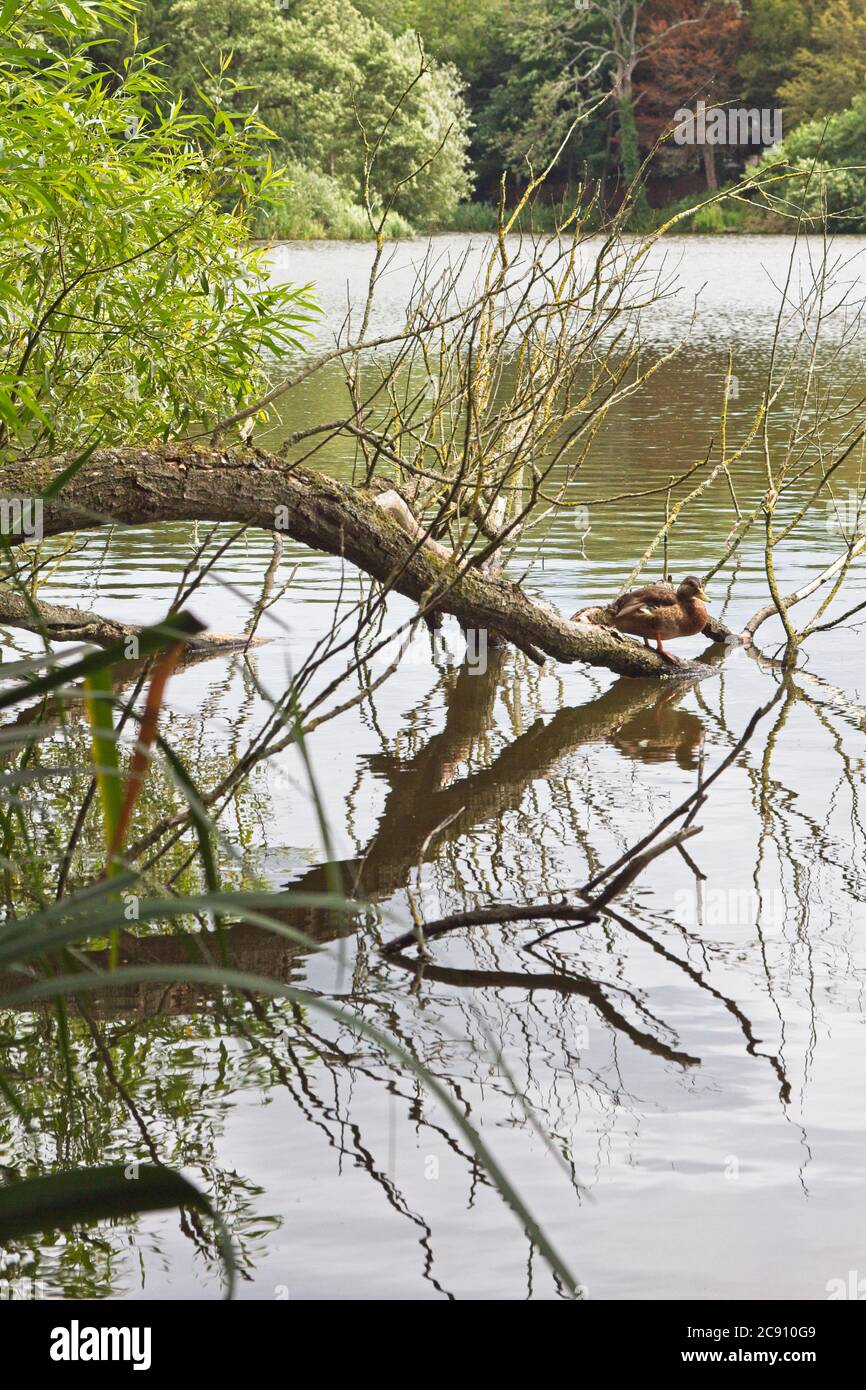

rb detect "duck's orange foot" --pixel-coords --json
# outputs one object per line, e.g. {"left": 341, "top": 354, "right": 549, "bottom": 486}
{"left": 655, "top": 641, "right": 682, "bottom": 665}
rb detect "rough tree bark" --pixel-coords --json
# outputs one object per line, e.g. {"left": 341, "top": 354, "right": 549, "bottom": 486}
{"left": 1, "top": 445, "right": 731, "bottom": 679}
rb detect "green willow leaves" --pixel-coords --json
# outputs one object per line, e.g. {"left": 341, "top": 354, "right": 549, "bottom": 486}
{"left": 0, "top": 0, "right": 317, "bottom": 458}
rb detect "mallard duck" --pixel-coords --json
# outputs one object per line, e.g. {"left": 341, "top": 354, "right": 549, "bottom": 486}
{"left": 607, "top": 575, "right": 708, "bottom": 663}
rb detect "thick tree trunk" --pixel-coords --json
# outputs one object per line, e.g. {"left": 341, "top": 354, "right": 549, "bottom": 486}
{"left": 2, "top": 445, "right": 726, "bottom": 678}
{"left": 703, "top": 143, "right": 719, "bottom": 191}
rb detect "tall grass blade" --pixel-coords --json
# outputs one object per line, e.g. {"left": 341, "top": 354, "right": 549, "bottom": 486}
{"left": 82, "top": 668, "right": 123, "bottom": 964}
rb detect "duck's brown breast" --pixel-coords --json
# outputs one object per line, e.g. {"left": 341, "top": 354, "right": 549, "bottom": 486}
{"left": 675, "top": 599, "right": 708, "bottom": 637}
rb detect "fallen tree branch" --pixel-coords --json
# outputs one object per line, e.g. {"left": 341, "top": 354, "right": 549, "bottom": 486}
{"left": 381, "top": 825, "right": 701, "bottom": 955}
{"left": 743, "top": 536, "right": 866, "bottom": 640}
{"left": 0, "top": 591, "right": 137, "bottom": 645}
{"left": 4, "top": 445, "right": 720, "bottom": 679}
{"left": 0, "top": 589, "right": 266, "bottom": 651}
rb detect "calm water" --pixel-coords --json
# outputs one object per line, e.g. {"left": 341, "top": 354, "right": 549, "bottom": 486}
{"left": 3, "top": 235, "right": 866, "bottom": 1300}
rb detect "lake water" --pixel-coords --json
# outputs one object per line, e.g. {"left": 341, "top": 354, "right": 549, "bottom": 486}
{"left": 3, "top": 235, "right": 866, "bottom": 1300}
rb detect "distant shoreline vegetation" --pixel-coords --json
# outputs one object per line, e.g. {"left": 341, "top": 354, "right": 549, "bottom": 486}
{"left": 253, "top": 183, "right": 864, "bottom": 242}
{"left": 94, "top": 0, "right": 866, "bottom": 242}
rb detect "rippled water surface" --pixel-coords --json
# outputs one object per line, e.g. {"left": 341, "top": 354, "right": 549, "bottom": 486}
{"left": 5, "top": 235, "right": 866, "bottom": 1300}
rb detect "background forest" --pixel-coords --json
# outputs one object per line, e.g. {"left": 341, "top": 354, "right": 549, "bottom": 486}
{"left": 91, "top": 0, "right": 866, "bottom": 237}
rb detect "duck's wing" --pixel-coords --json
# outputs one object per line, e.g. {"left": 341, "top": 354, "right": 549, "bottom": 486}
{"left": 609, "top": 585, "right": 677, "bottom": 621}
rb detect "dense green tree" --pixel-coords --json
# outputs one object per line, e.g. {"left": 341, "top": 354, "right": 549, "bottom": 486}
{"left": 778, "top": 0, "right": 866, "bottom": 124}
{"left": 151, "top": 0, "right": 472, "bottom": 223}
{"left": 466, "top": 2, "right": 612, "bottom": 195}
{"left": 0, "top": 0, "right": 313, "bottom": 456}
{"left": 351, "top": 2, "right": 605, "bottom": 198}
{"left": 738, "top": 0, "right": 816, "bottom": 111}
{"left": 770, "top": 92, "right": 866, "bottom": 229}
{"left": 354, "top": 0, "right": 503, "bottom": 70}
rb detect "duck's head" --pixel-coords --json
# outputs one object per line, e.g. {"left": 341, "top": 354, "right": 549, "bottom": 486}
{"left": 677, "top": 575, "right": 708, "bottom": 602}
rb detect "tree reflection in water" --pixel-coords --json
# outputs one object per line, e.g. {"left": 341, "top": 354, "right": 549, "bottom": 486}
{"left": 7, "top": 627, "right": 860, "bottom": 1296}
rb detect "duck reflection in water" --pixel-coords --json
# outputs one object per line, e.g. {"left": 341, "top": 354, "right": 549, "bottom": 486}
{"left": 610, "top": 683, "right": 704, "bottom": 771}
